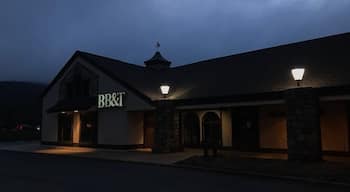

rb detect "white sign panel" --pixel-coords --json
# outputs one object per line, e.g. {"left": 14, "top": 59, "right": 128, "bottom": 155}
{"left": 98, "top": 92, "right": 126, "bottom": 109}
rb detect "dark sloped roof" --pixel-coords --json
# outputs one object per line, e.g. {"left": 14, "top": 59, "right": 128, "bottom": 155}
{"left": 44, "top": 32, "right": 350, "bottom": 104}
{"left": 168, "top": 32, "right": 350, "bottom": 100}
{"left": 78, "top": 32, "right": 350, "bottom": 102}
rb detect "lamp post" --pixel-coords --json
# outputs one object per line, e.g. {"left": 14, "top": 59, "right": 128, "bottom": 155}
{"left": 160, "top": 84, "right": 170, "bottom": 97}
{"left": 291, "top": 67, "right": 305, "bottom": 87}
{"left": 286, "top": 67, "right": 321, "bottom": 161}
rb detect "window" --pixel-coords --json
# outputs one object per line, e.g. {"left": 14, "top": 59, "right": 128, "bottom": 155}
{"left": 66, "top": 82, "right": 73, "bottom": 98}
{"left": 59, "top": 67, "right": 97, "bottom": 99}
{"left": 82, "top": 80, "right": 90, "bottom": 96}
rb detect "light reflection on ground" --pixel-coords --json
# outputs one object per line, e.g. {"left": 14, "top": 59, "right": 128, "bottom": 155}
{"left": 35, "top": 146, "right": 97, "bottom": 154}
{"left": 0, "top": 141, "right": 349, "bottom": 164}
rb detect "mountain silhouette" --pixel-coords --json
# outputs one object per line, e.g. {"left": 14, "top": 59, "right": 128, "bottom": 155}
{"left": 0, "top": 81, "right": 46, "bottom": 129}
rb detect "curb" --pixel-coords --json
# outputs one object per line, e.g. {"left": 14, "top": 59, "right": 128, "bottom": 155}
{"left": 1, "top": 149, "right": 350, "bottom": 188}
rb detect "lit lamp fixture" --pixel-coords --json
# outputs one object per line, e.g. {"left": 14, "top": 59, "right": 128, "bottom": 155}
{"left": 74, "top": 110, "right": 79, "bottom": 113}
{"left": 160, "top": 84, "right": 170, "bottom": 97}
{"left": 291, "top": 67, "right": 305, "bottom": 87}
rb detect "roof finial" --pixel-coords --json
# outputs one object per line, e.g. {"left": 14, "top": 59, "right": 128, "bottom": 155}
{"left": 156, "top": 41, "right": 160, "bottom": 52}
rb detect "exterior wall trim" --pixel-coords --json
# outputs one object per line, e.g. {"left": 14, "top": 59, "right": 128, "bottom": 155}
{"left": 320, "top": 95, "right": 350, "bottom": 101}
{"left": 176, "top": 100, "right": 284, "bottom": 110}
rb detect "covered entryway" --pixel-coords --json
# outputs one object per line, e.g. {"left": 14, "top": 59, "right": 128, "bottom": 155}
{"left": 58, "top": 112, "right": 73, "bottom": 145}
{"left": 184, "top": 112, "right": 200, "bottom": 147}
{"left": 57, "top": 110, "right": 97, "bottom": 147}
{"left": 202, "top": 112, "right": 222, "bottom": 146}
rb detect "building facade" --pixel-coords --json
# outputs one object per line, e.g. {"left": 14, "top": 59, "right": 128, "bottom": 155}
{"left": 42, "top": 33, "right": 350, "bottom": 160}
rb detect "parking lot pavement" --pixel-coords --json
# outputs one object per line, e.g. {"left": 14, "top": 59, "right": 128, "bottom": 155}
{"left": 0, "top": 141, "right": 201, "bottom": 164}
{"left": 0, "top": 150, "right": 349, "bottom": 192}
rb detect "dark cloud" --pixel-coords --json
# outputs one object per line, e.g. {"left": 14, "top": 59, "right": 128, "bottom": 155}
{"left": 0, "top": 0, "right": 349, "bottom": 83}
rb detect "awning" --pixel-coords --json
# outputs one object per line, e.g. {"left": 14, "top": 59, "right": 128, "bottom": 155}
{"left": 46, "top": 97, "right": 96, "bottom": 113}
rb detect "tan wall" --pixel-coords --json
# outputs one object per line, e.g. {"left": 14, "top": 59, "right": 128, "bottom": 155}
{"left": 41, "top": 62, "right": 74, "bottom": 142}
{"left": 321, "top": 101, "right": 349, "bottom": 152}
{"left": 221, "top": 110, "right": 232, "bottom": 147}
{"left": 259, "top": 105, "right": 287, "bottom": 149}
{"left": 98, "top": 109, "right": 128, "bottom": 145}
{"left": 72, "top": 112, "right": 81, "bottom": 144}
{"left": 128, "top": 112, "right": 144, "bottom": 145}
{"left": 42, "top": 80, "right": 60, "bottom": 142}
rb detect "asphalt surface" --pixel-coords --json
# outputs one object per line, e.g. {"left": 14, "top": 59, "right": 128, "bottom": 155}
{"left": 0, "top": 151, "right": 348, "bottom": 192}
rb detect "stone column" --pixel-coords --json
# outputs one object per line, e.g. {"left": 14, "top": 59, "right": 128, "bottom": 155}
{"left": 285, "top": 88, "right": 322, "bottom": 161}
{"left": 152, "top": 100, "right": 183, "bottom": 153}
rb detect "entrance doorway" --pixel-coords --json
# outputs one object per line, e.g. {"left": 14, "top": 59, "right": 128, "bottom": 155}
{"left": 202, "top": 112, "right": 222, "bottom": 146}
{"left": 144, "top": 112, "right": 155, "bottom": 148}
{"left": 184, "top": 112, "right": 200, "bottom": 147}
{"left": 231, "top": 107, "right": 259, "bottom": 151}
{"left": 58, "top": 113, "right": 73, "bottom": 145}
{"left": 80, "top": 111, "right": 98, "bottom": 146}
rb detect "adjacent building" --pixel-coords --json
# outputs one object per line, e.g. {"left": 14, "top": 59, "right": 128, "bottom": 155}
{"left": 42, "top": 32, "right": 350, "bottom": 160}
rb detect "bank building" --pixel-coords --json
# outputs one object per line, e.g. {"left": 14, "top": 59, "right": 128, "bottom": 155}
{"left": 42, "top": 33, "right": 350, "bottom": 160}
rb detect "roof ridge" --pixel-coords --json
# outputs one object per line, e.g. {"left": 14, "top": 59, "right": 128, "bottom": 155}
{"left": 77, "top": 50, "right": 146, "bottom": 69}
{"left": 174, "top": 31, "right": 350, "bottom": 69}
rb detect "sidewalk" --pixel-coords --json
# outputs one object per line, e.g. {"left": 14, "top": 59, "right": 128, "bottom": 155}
{"left": 0, "top": 141, "right": 201, "bottom": 165}
{"left": 176, "top": 151, "right": 350, "bottom": 186}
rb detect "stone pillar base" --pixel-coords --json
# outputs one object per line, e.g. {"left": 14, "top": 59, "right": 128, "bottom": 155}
{"left": 152, "top": 100, "right": 183, "bottom": 153}
{"left": 285, "top": 88, "right": 322, "bottom": 161}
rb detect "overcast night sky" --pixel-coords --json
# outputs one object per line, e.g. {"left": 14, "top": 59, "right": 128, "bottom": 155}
{"left": 0, "top": 0, "right": 350, "bottom": 83}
